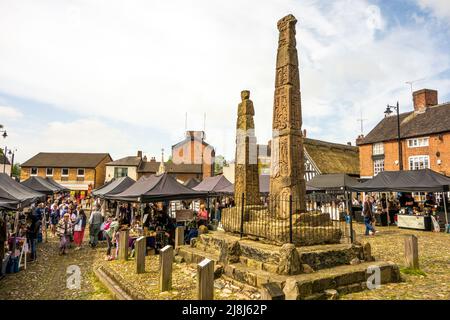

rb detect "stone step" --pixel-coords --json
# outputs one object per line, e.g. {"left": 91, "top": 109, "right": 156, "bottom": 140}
{"left": 178, "top": 246, "right": 220, "bottom": 265}
{"left": 193, "top": 232, "right": 365, "bottom": 271}
{"left": 223, "top": 260, "right": 400, "bottom": 300}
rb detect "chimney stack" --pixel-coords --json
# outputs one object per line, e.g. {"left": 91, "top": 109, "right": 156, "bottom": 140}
{"left": 413, "top": 89, "right": 438, "bottom": 113}
{"left": 137, "top": 150, "right": 143, "bottom": 159}
{"left": 303, "top": 129, "right": 307, "bottom": 138}
{"left": 356, "top": 134, "right": 365, "bottom": 146}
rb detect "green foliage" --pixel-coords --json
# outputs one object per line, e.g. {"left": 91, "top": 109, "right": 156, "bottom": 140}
{"left": 214, "top": 155, "right": 227, "bottom": 174}
{"left": 12, "top": 163, "right": 21, "bottom": 178}
{"left": 400, "top": 267, "right": 426, "bottom": 276}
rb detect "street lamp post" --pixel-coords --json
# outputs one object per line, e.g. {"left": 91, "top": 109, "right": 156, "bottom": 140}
{"left": 384, "top": 102, "right": 403, "bottom": 170}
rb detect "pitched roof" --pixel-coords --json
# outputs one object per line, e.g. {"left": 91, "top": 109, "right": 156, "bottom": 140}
{"left": 0, "top": 173, "right": 46, "bottom": 207}
{"left": 21, "top": 153, "right": 112, "bottom": 168}
{"left": 193, "top": 175, "right": 232, "bottom": 193}
{"left": 303, "top": 138, "right": 360, "bottom": 176}
{"left": 92, "top": 176, "right": 136, "bottom": 198}
{"left": 138, "top": 161, "right": 202, "bottom": 174}
{"left": 359, "top": 102, "right": 450, "bottom": 145}
{"left": 109, "top": 173, "right": 207, "bottom": 202}
{"left": 106, "top": 156, "right": 142, "bottom": 167}
{"left": 21, "top": 176, "right": 60, "bottom": 194}
{"left": 0, "top": 154, "right": 11, "bottom": 165}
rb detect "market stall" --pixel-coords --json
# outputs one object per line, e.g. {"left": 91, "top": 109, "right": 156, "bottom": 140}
{"left": 350, "top": 169, "right": 450, "bottom": 232}
{"left": 306, "top": 173, "right": 359, "bottom": 221}
{"left": 44, "top": 177, "right": 70, "bottom": 193}
{"left": 21, "top": 176, "right": 61, "bottom": 196}
{"left": 0, "top": 173, "right": 45, "bottom": 276}
{"left": 92, "top": 176, "right": 135, "bottom": 199}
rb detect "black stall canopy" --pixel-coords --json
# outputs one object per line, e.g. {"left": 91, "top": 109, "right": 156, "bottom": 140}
{"left": 349, "top": 169, "right": 450, "bottom": 192}
{"left": 92, "top": 176, "right": 135, "bottom": 198}
{"left": 109, "top": 173, "right": 208, "bottom": 202}
{"left": 0, "top": 173, "right": 45, "bottom": 208}
{"left": 307, "top": 173, "right": 360, "bottom": 191}
{"left": 193, "top": 175, "right": 233, "bottom": 194}
{"left": 21, "top": 176, "right": 60, "bottom": 195}
{"left": 45, "top": 177, "right": 69, "bottom": 192}
{"left": 183, "top": 178, "right": 201, "bottom": 189}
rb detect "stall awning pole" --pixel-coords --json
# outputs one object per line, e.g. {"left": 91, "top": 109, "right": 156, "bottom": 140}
{"left": 443, "top": 191, "right": 449, "bottom": 227}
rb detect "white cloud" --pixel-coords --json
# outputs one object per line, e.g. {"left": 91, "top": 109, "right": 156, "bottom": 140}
{"left": 417, "top": 0, "right": 450, "bottom": 21}
{"left": 5, "top": 118, "right": 134, "bottom": 163}
{"left": 0, "top": 0, "right": 449, "bottom": 160}
{"left": 0, "top": 106, "right": 23, "bottom": 120}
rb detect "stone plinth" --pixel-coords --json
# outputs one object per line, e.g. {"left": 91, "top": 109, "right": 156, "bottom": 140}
{"left": 222, "top": 207, "right": 342, "bottom": 246}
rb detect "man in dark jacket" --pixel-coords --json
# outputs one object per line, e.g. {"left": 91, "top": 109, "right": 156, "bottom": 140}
{"left": 27, "top": 214, "right": 41, "bottom": 261}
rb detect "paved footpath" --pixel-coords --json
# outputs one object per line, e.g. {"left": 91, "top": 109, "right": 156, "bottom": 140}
{"left": 0, "top": 230, "right": 113, "bottom": 300}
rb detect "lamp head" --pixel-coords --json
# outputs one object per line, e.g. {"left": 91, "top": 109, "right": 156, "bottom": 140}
{"left": 384, "top": 106, "right": 393, "bottom": 116}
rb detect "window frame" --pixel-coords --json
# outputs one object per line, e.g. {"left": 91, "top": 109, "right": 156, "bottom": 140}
{"left": 77, "top": 168, "right": 85, "bottom": 177}
{"left": 61, "top": 168, "right": 69, "bottom": 177}
{"left": 372, "top": 143, "right": 384, "bottom": 156}
{"left": 114, "top": 167, "right": 129, "bottom": 179}
{"left": 408, "top": 155, "right": 430, "bottom": 170}
{"left": 30, "top": 167, "right": 38, "bottom": 176}
{"left": 46, "top": 168, "right": 54, "bottom": 177}
{"left": 407, "top": 137, "right": 429, "bottom": 148}
{"left": 373, "top": 159, "right": 385, "bottom": 176}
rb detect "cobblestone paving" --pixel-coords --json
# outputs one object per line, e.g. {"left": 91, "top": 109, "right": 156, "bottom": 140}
{"left": 0, "top": 232, "right": 112, "bottom": 300}
{"left": 341, "top": 223, "right": 450, "bottom": 300}
{"left": 1, "top": 223, "right": 448, "bottom": 300}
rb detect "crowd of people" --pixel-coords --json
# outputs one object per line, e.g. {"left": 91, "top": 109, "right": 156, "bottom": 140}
{"left": 1, "top": 191, "right": 236, "bottom": 269}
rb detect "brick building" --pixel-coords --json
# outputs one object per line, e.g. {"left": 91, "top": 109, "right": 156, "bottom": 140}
{"left": 20, "top": 153, "right": 112, "bottom": 194}
{"left": 356, "top": 88, "right": 450, "bottom": 178}
{"left": 105, "top": 131, "right": 215, "bottom": 184}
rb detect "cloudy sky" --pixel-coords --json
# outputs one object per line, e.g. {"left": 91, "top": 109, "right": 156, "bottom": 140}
{"left": 1, "top": 0, "right": 449, "bottom": 164}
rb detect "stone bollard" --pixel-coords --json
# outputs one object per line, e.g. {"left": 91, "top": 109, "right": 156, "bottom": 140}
{"left": 175, "top": 226, "right": 185, "bottom": 249}
{"left": 404, "top": 234, "right": 419, "bottom": 269}
{"left": 261, "top": 283, "right": 285, "bottom": 300}
{"left": 197, "top": 258, "right": 214, "bottom": 300}
{"left": 135, "top": 236, "right": 146, "bottom": 274}
{"left": 159, "top": 245, "right": 173, "bottom": 292}
{"left": 118, "top": 230, "right": 129, "bottom": 261}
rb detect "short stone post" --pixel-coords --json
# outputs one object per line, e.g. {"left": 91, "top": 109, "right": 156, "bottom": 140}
{"left": 118, "top": 230, "right": 129, "bottom": 261}
{"left": 261, "top": 283, "right": 285, "bottom": 300}
{"left": 175, "top": 226, "right": 184, "bottom": 249}
{"left": 135, "top": 236, "right": 146, "bottom": 274}
{"left": 405, "top": 234, "right": 419, "bottom": 269}
{"left": 159, "top": 245, "right": 173, "bottom": 292}
{"left": 197, "top": 258, "right": 214, "bottom": 300}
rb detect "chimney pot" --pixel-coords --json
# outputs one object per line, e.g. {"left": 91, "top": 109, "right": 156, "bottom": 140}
{"left": 413, "top": 89, "right": 438, "bottom": 113}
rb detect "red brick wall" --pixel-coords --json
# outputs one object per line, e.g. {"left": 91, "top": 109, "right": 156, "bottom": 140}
{"left": 359, "top": 132, "right": 450, "bottom": 177}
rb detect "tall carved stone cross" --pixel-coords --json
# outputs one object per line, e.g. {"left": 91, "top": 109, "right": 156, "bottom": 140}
{"left": 234, "top": 90, "right": 260, "bottom": 205}
{"left": 269, "top": 14, "right": 306, "bottom": 216}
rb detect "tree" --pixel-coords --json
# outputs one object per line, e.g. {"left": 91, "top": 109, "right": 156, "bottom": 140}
{"left": 12, "top": 163, "right": 21, "bottom": 179}
{"left": 214, "top": 155, "right": 227, "bottom": 174}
